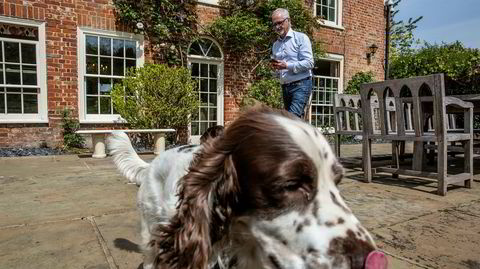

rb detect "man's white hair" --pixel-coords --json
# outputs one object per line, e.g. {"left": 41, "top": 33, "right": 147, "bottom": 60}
{"left": 272, "top": 8, "right": 290, "bottom": 19}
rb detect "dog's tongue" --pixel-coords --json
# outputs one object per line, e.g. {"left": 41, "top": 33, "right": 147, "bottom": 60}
{"left": 364, "top": 251, "right": 388, "bottom": 269}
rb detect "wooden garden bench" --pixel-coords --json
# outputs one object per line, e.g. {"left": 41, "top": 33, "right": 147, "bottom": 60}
{"left": 76, "top": 129, "right": 176, "bottom": 158}
{"left": 359, "top": 73, "right": 474, "bottom": 196}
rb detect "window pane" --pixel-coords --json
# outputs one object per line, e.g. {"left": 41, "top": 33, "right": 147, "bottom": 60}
{"left": 87, "top": 96, "right": 98, "bottom": 114}
{"left": 100, "top": 97, "right": 111, "bottom": 114}
{"left": 329, "top": 0, "right": 335, "bottom": 7}
{"left": 191, "top": 63, "right": 199, "bottom": 77}
{"left": 200, "top": 64, "right": 208, "bottom": 77}
{"left": 0, "top": 93, "right": 4, "bottom": 113}
{"left": 6, "top": 88, "right": 20, "bottom": 93}
{"left": 100, "top": 37, "right": 111, "bottom": 56}
{"left": 86, "top": 36, "right": 98, "bottom": 55}
{"left": 113, "top": 58, "right": 124, "bottom": 76}
{"left": 21, "top": 44, "right": 36, "bottom": 64}
{"left": 329, "top": 8, "right": 336, "bottom": 22}
{"left": 200, "top": 93, "right": 208, "bottom": 106}
{"left": 209, "top": 108, "right": 216, "bottom": 121}
{"left": 113, "top": 39, "right": 124, "bottom": 57}
{"left": 125, "top": 41, "right": 136, "bottom": 58}
{"left": 5, "top": 64, "right": 20, "bottom": 84}
{"left": 23, "top": 88, "right": 38, "bottom": 93}
{"left": 0, "top": 64, "right": 3, "bottom": 84}
{"left": 86, "top": 56, "right": 98, "bottom": 74}
{"left": 100, "top": 57, "right": 111, "bottom": 75}
{"left": 208, "top": 44, "right": 221, "bottom": 58}
{"left": 125, "top": 59, "right": 136, "bottom": 73}
{"left": 86, "top": 77, "right": 98, "bottom": 95}
{"left": 322, "top": 0, "right": 327, "bottom": 5}
{"left": 209, "top": 94, "right": 216, "bottom": 106}
{"left": 200, "top": 122, "right": 208, "bottom": 134}
{"left": 4, "top": 42, "right": 19, "bottom": 63}
{"left": 322, "top": 6, "right": 328, "bottom": 19}
{"left": 22, "top": 65, "right": 37, "bottom": 85}
{"left": 209, "top": 65, "right": 217, "bottom": 78}
{"left": 200, "top": 79, "right": 208, "bottom": 93}
{"left": 191, "top": 122, "right": 199, "bottom": 136}
{"left": 200, "top": 108, "right": 208, "bottom": 120}
{"left": 100, "top": 78, "right": 112, "bottom": 95}
{"left": 209, "top": 79, "right": 217, "bottom": 93}
{"left": 6, "top": 94, "right": 21, "bottom": 113}
{"left": 23, "top": 94, "right": 38, "bottom": 113}
{"left": 189, "top": 42, "right": 202, "bottom": 56}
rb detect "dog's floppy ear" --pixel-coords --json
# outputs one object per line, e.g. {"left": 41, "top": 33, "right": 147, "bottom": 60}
{"left": 154, "top": 137, "right": 239, "bottom": 269}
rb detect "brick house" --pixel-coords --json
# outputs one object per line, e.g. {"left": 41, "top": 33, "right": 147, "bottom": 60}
{"left": 0, "top": 0, "right": 385, "bottom": 148}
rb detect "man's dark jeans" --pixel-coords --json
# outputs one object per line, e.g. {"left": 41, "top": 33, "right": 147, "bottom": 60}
{"left": 282, "top": 77, "right": 312, "bottom": 118}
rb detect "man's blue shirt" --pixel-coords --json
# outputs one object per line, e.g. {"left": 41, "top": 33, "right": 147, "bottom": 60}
{"left": 272, "top": 29, "right": 314, "bottom": 84}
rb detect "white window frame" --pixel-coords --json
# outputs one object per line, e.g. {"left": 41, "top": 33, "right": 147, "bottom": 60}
{"left": 77, "top": 27, "right": 144, "bottom": 123}
{"left": 314, "top": 0, "right": 344, "bottom": 30}
{"left": 0, "top": 16, "right": 47, "bottom": 123}
{"left": 310, "top": 53, "right": 344, "bottom": 132}
{"left": 187, "top": 37, "right": 224, "bottom": 144}
{"left": 197, "top": 0, "right": 219, "bottom": 6}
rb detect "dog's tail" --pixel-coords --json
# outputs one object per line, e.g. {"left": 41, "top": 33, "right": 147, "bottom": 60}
{"left": 107, "top": 131, "right": 149, "bottom": 186}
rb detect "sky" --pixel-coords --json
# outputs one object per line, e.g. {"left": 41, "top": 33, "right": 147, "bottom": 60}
{"left": 395, "top": 0, "right": 480, "bottom": 48}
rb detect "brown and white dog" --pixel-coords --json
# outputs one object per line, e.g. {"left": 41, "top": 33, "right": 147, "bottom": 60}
{"left": 109, "top": 107, "right": 386, "bottom": 269}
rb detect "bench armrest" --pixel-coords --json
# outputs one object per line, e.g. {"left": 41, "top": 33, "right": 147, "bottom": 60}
{"left": 444, "top": 97, "right": 474, "bottom": 109}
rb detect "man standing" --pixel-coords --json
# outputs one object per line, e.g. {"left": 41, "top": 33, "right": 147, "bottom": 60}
{"left": 271, "top": 8, "right": 314, "bottom": 118}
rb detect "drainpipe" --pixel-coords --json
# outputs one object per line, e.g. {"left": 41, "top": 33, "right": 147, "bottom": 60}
{"left": 385, "top": 0, "right": 394, "bottom": 80}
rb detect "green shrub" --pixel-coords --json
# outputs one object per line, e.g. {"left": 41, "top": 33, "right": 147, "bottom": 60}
{"left": 390, "top": 41, "right": 480, "bottom": 94}
{"left": 111, "top": 64, "right": 199, "bottom": 129}
{"left": 345, "top": 71, "right": 375, "bottom": 95}
{"left": 242, "top": 78, "right": 283, "bottom": 109}
{"left": 61, "top": 109, "right": 84, "bottom": 150}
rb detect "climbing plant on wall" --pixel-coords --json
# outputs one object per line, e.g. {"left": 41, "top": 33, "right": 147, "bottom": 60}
{"left": 113, "top": 0, "right": 199, "bottom": 66}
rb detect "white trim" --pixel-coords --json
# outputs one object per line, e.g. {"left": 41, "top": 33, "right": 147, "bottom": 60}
{"left": 77, "top": 27, "right": 144, "bottom": 123}
{"left": 187, "top": 57, "right": 224, "bottom": 144}
{"left": 314, "top": 0, "right": 343, "bottom": 29}
{"left": 320, "top": 53, "right": 344, "bottom": 92}
{"left": 187, "top": 36, "right": 224, "bottom": 60}
{"left": 197, "top": 0, "right": 219, "bottom": 6}
{"left": 0, "top": 16, "right": 47, "bottom": 123}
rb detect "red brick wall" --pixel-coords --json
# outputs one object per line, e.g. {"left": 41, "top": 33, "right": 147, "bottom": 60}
{"left": 314, "top": 0, "right": 385, "bottom": 87}
{"left": 0, "top": 0, "right": 134, "bottom": 148}
{"left": 0, "top": 0, "right": 385, "bottom": 148}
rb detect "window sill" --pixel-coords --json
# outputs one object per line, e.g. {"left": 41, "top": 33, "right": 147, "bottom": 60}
{"left": 0, "top": 118, "right": 48, "bottom": 124}
{"left": 80, "top": 116, "right": 126, "bottom": 124}
{"left": 317, "top": 20, "right": 345, "bottom": 31}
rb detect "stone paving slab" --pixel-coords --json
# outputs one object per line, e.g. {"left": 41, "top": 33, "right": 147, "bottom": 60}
{"left": 373, "top": 201, "right": 480, "bottom": 269}
{"left": 0, "top": 163, "right": 137, "bottom": 227}
{"left": 0, "top": 220, "right": 109, "bottom": 269}
{"left": 94, "top": 211, "right": 144, "bottom": 269}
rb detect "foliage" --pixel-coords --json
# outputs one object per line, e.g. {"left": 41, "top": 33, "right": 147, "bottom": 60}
{"left": 388, "top": 0, "right": 423, "bottom": 62}
{"left": 243, "top": 78, "right": 283, "bottom": 109}
{"left": 111, "top": 64, "right": 199, "bottom": 129}
{"left": 212, "top": 0, "right": 324, "bottom": 55}
{"left": 113, "top": 0, "right": 198, "bottom": 66}
{"left": 390, "top": 41, "right": 480, "bottom": 94}
{"left": 61, "top": 109, "right": 85, "bottom": 150}
{"left": 345, "top": 71, "right": 375, "bottom": 94}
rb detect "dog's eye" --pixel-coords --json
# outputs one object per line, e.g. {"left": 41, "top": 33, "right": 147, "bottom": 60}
{"left": 283, "top": 180, "right": 302, "bottom": 191}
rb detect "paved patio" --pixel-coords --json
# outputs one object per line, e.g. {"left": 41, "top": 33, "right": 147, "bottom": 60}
{"left": 0, "top": 143, "right": 479, "bottom": 269}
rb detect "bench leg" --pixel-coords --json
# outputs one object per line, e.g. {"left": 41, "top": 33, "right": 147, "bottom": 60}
{"left": 154, "top": 133, "right": 166, "bottom": 155}
{"left": 92, "top": 134, "right": 107, "bottom": 158}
